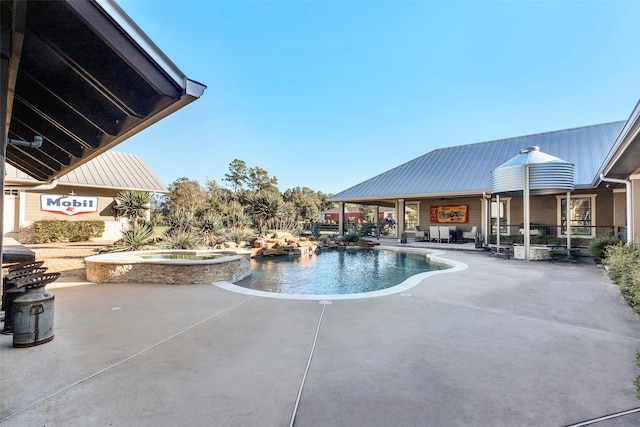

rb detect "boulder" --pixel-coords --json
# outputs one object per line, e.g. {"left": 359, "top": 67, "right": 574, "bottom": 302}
{"left": 272, "top": 231, "right": 293, "bottom": 239}
{"left": 262, "top": 248, "right": 287, "bottom": 256}
{"left": 251, "top": 247, "right": 265, "bottom": 257}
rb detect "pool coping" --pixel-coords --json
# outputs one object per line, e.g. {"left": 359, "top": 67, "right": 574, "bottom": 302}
{"left": 213, "top": 246, "right": 468, "bottom": 300}
{"left": 84, "top": 249, "right": 251, "bottom": 265}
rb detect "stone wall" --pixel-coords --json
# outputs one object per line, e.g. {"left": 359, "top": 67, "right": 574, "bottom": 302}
{"left": 86, "top": 255, "right": 250, "bottom": 284}
{"left": 513, "top": 245, "right": 551, "bottom": 261}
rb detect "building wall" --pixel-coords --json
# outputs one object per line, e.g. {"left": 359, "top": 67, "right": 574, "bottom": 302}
{"left": 411, "top": 189, "right": 615, "bottom": 238}
{"left": 613, "top": 190, "right": 627, "bottom": 226}
{"left": 17, "top": 185, "right": 126, "bottom": 241}
{"left": 418, "top": 196, "right": 484, "bottom": 232}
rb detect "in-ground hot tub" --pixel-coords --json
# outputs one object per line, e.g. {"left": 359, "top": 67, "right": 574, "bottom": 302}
{"left": 85, "top": 250, "right": 251, "bottom": 284}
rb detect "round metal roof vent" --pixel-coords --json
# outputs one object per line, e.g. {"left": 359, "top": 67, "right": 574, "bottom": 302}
{"left": 491, "top": 147, "right": 574, "bottom": 194}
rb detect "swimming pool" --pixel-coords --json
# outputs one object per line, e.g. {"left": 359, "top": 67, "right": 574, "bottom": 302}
{"left": 234, "top": 248, "right": 449, "bottom": 295}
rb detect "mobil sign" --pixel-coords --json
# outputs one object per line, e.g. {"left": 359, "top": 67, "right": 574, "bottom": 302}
{"left": 41, "top": 194, "right": 98, "bottom": 216}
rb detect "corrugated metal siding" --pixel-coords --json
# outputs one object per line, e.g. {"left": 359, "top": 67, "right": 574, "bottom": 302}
{"left": 332, "top": 121, "right": 624, "bottom": 200}
{"left": 5, "top": 152, "right": 168, "bottom": 193}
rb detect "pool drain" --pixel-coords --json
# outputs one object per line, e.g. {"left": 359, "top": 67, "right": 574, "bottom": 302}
{"left": 319, "top": 300, "right": 333, "bottom": 305}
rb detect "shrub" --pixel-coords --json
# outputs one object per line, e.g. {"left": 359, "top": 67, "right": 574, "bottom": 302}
{"left": 604, "top": 244, "right": 640, "bottom": 316}
{"left": 343, "top": 229, "right": 360, "bottom": 242}
{"left": 588, "top": 233, "right": 621, "bottom": 263}
{"left": 31, "top": 219, "right": 105, "bottom": 243}
{"left": 311, "top": 223, "right": 322, "bottom": 239}
{"left": 224, "top": 228, "right": 254, "bottom": 245}
{"left": 636, "top": 353, "right": 640, "bottom": 400}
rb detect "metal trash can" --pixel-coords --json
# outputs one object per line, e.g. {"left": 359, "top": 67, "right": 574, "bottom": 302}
{"left": 12, "top": 272, "right": 59, "bottom": 348}
{"left": 2, "top": 262, "right": 46, "bottom": 335}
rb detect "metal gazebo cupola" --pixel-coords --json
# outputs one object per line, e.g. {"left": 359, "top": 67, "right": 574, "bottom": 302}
{"left": 491, "top": 146, "right": 575, "bottom": 261}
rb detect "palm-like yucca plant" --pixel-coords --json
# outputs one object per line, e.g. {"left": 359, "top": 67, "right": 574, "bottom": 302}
{"left": 198, "top": 213, "right": 225, "bottom": 247}
{"left": 115, "top": 190, "right": 152, "bottom": 224}
{"left": 165, "top": 209, "right": 196, "bottom": 235}
{"left": 246, "top": 191, "right": 283, "bottom": 236}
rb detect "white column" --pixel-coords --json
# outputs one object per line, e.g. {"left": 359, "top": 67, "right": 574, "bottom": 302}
{"left": 496, "top": 194, "right": 500, "bottom": 250}
{"left": 338, "top": 202, "right": 345, "bottom": 236}
{"left": 523, "top": 165, "right": 530, "bottom": 262}
{"left": 566, "top": 191, "right": 571, "bottom": 258}
{"left": 397, "top": 199, "right": 405, "bottom": 240}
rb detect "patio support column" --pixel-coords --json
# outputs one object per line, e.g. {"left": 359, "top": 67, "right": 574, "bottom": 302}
{"left": 483, "top": 192, "right": 490, "bottom": 246}
{"left": 338, "top": 202, "right": 345, "bottom": 236}
{"left": 397, "top": 199, "right": 405, "bottom": 240}
{"left": 632, "top": 176, "right": 639, "bottom": 244}
{"left": 566, "top": 191, "right": 571, "bottom": 259}
{"left": 496, "top": 194, "right": 500, "bottom": 251}
{"left": 524, "top": 164, "right": 530, "bottom": 262}
{"left": 600, "top": 174, "right": 633, "bottom": 244}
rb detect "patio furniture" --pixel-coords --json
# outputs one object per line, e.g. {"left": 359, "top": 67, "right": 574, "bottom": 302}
{"left": 462, "top": 226, "right": 478, "bottom": 242}
{"left": 429, "top": 226, "right": 440, "bottom": 242}
{"left": 415, "top": 226, "right": 426, "bottom": 242}
{"left": 439, "top": 226, "right": 450, "bottom": 243}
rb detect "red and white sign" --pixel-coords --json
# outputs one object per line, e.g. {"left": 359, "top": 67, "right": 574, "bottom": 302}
{"left": 40, "top": 195, "right": 98, "bottom": 216}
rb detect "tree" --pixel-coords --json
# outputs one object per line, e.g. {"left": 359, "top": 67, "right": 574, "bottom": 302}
{"left": 165, "top": 177, "right": 208, "bottom": 217}
{"left": 223, "top": 159, "right": 249, "bottom": 193}
{"left": 359, "top": 205, "right": 377, "bottom": 223}
{"left": 205, "top": 179, "right": 233, "bottom": 214}
{"left": 282, "top": 187, "right": 329, "bottom": 227}
{"left": 247, "top": 166, "right": 278, "bottom": 193}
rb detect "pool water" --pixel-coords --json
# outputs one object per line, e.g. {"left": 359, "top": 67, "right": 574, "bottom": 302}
{"left": 235, "top": 249, "right": 447, "bottom": 295}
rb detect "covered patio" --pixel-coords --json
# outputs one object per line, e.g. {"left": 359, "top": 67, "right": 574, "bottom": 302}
{"left": 2, "top": 248, "right": 639, "bottom": 425}
{"left": 1, "top": 0, "right": 205, "bottom": 259}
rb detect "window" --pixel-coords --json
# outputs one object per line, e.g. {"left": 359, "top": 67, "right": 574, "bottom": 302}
{"left": 405, "top": 202, "right": 419, "bottom": 231}
{"left": 491, "top": 199, "right": 510, "bottom": 235}
{"left": 557, "top": 195, "right": 596, "bottom": 237}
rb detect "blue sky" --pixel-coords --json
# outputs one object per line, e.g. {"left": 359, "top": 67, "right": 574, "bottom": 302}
{"left": 116, "top": 0, "right": 640, "bottom": 195}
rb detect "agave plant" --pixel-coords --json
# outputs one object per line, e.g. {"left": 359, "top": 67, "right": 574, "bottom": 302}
{"left": 119, "top": 222, "right": 154, "bottom": 251}
{"left": 162, "top": 230, "right": 198, "bottom": 249}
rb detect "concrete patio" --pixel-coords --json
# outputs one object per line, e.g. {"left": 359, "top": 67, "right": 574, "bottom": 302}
{"left": 1, "top": 248, "right": 640, "bottom": 426}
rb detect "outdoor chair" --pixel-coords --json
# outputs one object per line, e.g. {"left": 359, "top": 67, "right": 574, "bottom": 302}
{"left": 462, "top": 226, "right": 477, "bottom": 242}
{"left": 439, "top": 226, "right": 450, "bottom": 243}
{"left": 415, "top": 226, "right": 426, "bottom": 241}
{"left": 429, "top": 226, "right": 440, "bottom": 242}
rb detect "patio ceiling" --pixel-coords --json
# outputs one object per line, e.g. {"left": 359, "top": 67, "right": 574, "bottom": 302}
{"left": 597, "top": 99, "right": 640, "bottom": 182}
{"left": 1, "top": 0, "right": 205, "bottom": 182}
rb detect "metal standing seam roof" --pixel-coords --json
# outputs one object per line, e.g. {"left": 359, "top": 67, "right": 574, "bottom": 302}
{"left": 331, "top": 121, "right": 625, "bottom": 201}
{"left": 4, "top": 151, "right": 168, "bottom": 193}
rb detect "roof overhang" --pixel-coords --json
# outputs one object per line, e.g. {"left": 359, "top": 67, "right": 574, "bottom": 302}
{"left": 330, "top": 190, "right": 490, "bottom": 204}
{"left": 1, "top": 0, "right": 205, "bottom": 182}
{"left": 594, "top": 99, "right": 640, "bottom": 184}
